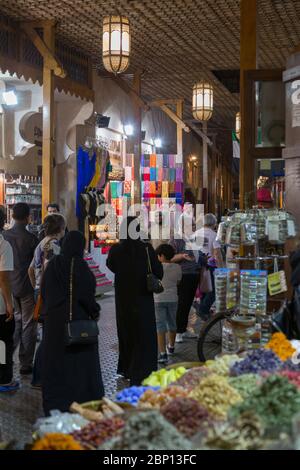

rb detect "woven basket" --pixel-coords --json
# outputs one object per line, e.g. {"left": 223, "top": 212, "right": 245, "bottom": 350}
{"left": 166, "top": 361, "right": 203, "bottom": 370}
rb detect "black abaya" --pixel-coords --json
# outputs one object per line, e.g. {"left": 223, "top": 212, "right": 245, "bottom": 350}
{"left": 107, "top": 240, "right": 163, "bottom": 385}
{"left": 41, "top": 252, "right": 104, "bottom": 415}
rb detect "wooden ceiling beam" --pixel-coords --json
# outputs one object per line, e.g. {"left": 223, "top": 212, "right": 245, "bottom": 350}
{"left": 21, "top": 22, "right": 66, "bottom": 78}
{"left": 158, "top": 104, "right": 190, "bottom": 132}
{"left": 187, "top": 120, "right": 215, "bottom": 147}
{"left": 149, "top": 99, "right": 184, "bottom": 106}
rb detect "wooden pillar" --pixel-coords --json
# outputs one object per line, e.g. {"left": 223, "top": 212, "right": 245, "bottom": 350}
{"left": 42, "top": 23, "right": 55, "bottom": 219}
{"left": 211, "top": 136, "right": 217, "bottom": 214}
{"left": 133, "top": 72, "right": 142, "bottom": 205}
{"left": 202, "top": 121, "right": 208, "bottom": 211}
{"left": 176, "top": 100, "right": 183, "bottom": 163}
{"left": 240, "top": 0, "right": 257, "bottom": 209}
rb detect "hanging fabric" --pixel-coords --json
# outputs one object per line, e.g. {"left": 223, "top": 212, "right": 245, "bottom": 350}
{"left": 162, "top": 181, "right": 169, "bottom": 198}
{"left": 176, "top": 167, "right": 183, "bottom": 182}
{"left": 169, "top": 155, "right": 176, "bottom": 168}
{"left": 150, "top": 154, "right": 157, "bottom": 168}
{"left": 150, "top": 168, "right": 157, "bottom": 181}
{"left": 156, "top": 154, "right": 163, "bottom": 168}
{"left": 76, "top": 146, "right": 96, "bottom": 217}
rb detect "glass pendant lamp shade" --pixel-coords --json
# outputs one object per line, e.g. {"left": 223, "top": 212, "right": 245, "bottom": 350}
{"left": 236, "top": 111, "right": 241, "bottom": 139}
{"left": 102, "top": 15, "right": 130, "bottom": 74}
{"left": 192, "top": 81, "right": 213, "bottom": 121}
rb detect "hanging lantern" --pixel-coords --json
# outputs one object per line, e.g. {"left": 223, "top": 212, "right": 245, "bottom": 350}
{"left": 236, "top": 111, "right": 241, "bottom": 140}
{"left": 192, "top": 81, "right": 213, "bottom": 121}
{"left": 102, "top": 15, "right": 130, "bottom": 74}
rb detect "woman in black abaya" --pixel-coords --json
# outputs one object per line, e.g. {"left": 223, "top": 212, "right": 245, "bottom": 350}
{"left": 41, "top": 231, "right": 104, "bottom": 416}
{"left": 107, "top": 217, "right": 163, "bottom": 386}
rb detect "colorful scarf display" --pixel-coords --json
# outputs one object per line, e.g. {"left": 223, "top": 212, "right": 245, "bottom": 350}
{"left": 140, "top": 153, "right": 183, "bottom": 205}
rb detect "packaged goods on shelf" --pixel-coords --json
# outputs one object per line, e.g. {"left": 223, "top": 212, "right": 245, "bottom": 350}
{"left": 240, "top": 270, "right": 267, "bottom": 317}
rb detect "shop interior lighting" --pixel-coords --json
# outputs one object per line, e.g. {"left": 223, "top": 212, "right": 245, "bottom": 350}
{"left": 124, "top": 124, "right": 134, "bottom": 136}
{"left": 154, "top": 138, "right": 162, "bottom": 148}
{"left": 2, "top": 90, "right": 18, "bottom": 106}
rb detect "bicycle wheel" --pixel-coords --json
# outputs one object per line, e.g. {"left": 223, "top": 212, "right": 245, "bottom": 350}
{"left": 197, "top": 313, "right": 226, "bottom": 362}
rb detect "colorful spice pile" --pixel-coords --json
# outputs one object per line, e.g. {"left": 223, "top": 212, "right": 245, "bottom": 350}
{"left": 100, "top": 411, "right": 193, "bottom": 450}
{"left": 161, "top": 397, "right": 212, "bottom": 437}
{"left": 230, "top": 349, "right": 282, "bottom": 376}
{"left": 281, "top": 358, "right": 300, "bottom": 372}
{"left": 138, "top": 385, "right": 188, "bottom": 409}
{"left": 279, "top": 370, "right": 300, "bottom": 389}
{"left": 115, "top": 386, "right": 160, "bottom": 406}
{"left": 230, "top": 375, "right": 300, "bottom": 433}
{"left": 228, "top": 374, "right": 261, "bottom": 400}
{"left": 265, "top": 333, "right": 296, "bottom": 361}
{"left": 174, "top": 366, "right": 213, "bottom": 389}
{"left": 142, "top": 367, "right": 187, "bottom": 387}
{"left": 203, "top": 412, "right": 264, "bottom": 450}
{"left": 32, "top": 433, "right": 83, "bottom": 450}
{"left": 205, "top": 354, "right": 242, "bottom": 376}
{"left": 189, "top": 374, "right": 242, "bottom": 419}
{"left": 71, "top": 417, "right": 125, "bottom": 449}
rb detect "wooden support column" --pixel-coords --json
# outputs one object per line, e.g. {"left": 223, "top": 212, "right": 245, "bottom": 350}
{"left": 176, "top": 100, "right": 183, "bottom": 164}
{"left": 202, "top": 121, "right": 208, "bottom": 211}
{"left": 132, "top": 72, "right": 142, "bottom": 205}
{"left": 211, "top": 136, "right": 217, "bottom": 214}
{"left": 42, "top": 23, "right": 55, "bottom": 219}
{"left": 240, "top": 0, "right": 257, "bottom": 209}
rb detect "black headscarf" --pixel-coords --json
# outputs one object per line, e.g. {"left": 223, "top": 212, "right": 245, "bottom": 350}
{"left": 52, "top": 230, "right": 86, "bottom": 290}
{"left": 119, "top": 216, "right": 141, "bottom": 243}
{"left": 61, "top": 230, "right": 85, "bottom": 260}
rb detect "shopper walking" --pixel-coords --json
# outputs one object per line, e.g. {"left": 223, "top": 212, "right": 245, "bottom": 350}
{"left": 28, "top": 213, "right": 66, "bottom": 388}
{"left": 0, "top": 211, "right": 18, "bottom": 392}
{"left": 3, "top": 203, "right": 38, "bottom": 375}
{"left": 41, "top": 231, "right": 104, "bottom": 416}
{"left": 194, "top": 213, "right": 224, "bottom": 319}
{"left": 170, "top": 214, "right": 200, "bottom": 343}
{"left": 154, "top": 244, "right": 182, "bottom": 363}
{"left": 38, "top": 203, "right": 68, "bottom": 243}
{"left": 107, "top": 216, "right": 163, "bottom": 385}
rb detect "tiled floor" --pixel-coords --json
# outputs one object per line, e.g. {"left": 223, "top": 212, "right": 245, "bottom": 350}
{"left": 0, "top": 293, "right": 199, "bottom": 448}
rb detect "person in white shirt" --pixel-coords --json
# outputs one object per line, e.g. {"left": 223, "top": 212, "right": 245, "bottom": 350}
{"left": 193, "top": 213, "right": 224, "bottom": 319}
{"left": 154, "top": 244, "right": 182, "bottom": 364}
{"left": 0, "top": 211, "right": 18, "bottom": 391}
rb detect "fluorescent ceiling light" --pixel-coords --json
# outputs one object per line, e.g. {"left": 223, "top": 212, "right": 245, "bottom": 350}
{"left": 3, "top": 90, "right": 18, "bottom": 106}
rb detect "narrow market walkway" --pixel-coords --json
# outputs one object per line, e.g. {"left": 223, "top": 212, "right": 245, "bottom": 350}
{"left": 0, "top": 294, "right": 199, "bottom": 448}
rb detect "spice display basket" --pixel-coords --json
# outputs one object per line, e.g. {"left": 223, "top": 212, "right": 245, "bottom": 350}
{"left": 166, "top": 361, "right": 203, "bottom": 370}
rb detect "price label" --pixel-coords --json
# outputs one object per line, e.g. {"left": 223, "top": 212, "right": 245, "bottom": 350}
{"left": 268, "top": 271, "right": 288, "bottom": 296}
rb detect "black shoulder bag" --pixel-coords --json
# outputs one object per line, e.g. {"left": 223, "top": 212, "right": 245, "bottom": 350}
{"left": 146, "top": 246, "right": 164, "bottom": 294}
{"left": 65, "top": 258, "right": 99, "bottom": 346}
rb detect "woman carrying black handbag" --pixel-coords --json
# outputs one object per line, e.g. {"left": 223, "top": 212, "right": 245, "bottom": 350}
{"left": 41, "top": 231, "right": 104, "bottom": 416}
{"left": 107, "top": 217, "right": 163, "bottom": 386}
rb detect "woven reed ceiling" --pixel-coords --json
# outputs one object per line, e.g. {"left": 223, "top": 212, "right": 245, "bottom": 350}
{"left": 0, "top": 0, "right": 300, "bottom": 129}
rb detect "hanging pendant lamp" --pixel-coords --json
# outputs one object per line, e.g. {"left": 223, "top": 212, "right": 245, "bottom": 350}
{"left": 102, "top": 15, "right": 130, "bottom": 74}
{"left": 192, "top": 80, "right": 213, "bottom": 121}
